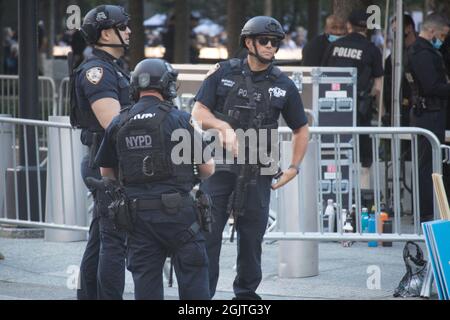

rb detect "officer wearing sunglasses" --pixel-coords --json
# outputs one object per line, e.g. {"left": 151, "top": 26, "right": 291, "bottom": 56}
{"left": 71, "top": 5, "right": 131, "bottom": 300}
{"left": 192, "top": 16, "right": 310, "bottom": 300}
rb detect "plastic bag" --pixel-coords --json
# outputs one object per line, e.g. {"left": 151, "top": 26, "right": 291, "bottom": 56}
{"left": 393, "top": 241, "right": 427, "bottom": 297}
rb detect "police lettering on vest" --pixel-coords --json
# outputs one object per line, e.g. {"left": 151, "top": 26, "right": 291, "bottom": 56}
{"left": 332, "top": 46, "right": 363, "bottom": 60}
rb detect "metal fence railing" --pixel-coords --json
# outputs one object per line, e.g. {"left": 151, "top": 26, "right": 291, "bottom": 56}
{"left": 0, "top": 75, "right": 58, "bottom": 120}
{"left": 0, "top": 115, "right": 444, "bottom": 244}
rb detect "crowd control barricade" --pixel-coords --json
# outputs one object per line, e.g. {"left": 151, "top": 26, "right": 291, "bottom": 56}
{"left": 266, "top": 126, "right": 443, "bottom": 243}
{"left": 0, "top": 116, "right": 90, "bottom": 237}
{"left": 0, "top": 75, "right": 58, "bottom": 119}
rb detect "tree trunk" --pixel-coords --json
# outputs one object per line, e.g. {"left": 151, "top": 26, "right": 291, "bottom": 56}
{"left": 307, "top": 0, "right": 320, "bottom": 40}
{"left": 227, "top": 0, "right": 247, "bottom": 58}
{"left": 173, "top": 0, "right": 189, "bottom": 63}
{"left": 264, "top": 0, "right": 272, "bottom": 16}
{"left": 129, "top": 0, "right": 145, "bottom": 69}
{"left": 332, "top": 0, "right": 366, "bottom": 21}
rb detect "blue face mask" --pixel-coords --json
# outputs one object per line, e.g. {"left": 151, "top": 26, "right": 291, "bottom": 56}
{"left": 431, "top": 37, "right": 443, "bottom": 49}
{"left": 328, "top": 34, "right": 342, "bottom": 42}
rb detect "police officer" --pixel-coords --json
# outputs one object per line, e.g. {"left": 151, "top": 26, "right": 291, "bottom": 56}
{"left": 71, "top": 5, "right": 131, "bottom": 300}
{"left": 192, "top": 16, "right": 310, "bottom": 300}
{"left": 406, "top": 13, "right": 450, "bottom": 222}
{"left": 95, "top": 58, "right": 214, "bottom": 300}
{"left": 322, "top": 9, "right": 384, "bottom": 181}
{"left": 302, "top": 14, "right": 347, "bottom": 66}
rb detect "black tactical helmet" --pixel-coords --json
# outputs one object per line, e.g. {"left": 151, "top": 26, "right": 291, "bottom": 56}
{"left": 240, "top": 16, "right": 285, "bottom": 48}
{"left": 80, "top": 5, "right": 130, "bottom": 46}
{"left": 130, "top": 59, "right": 178, "bottom": 101}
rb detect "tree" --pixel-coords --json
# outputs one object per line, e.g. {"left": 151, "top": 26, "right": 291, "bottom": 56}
{"left": 129, "top": 0, "right": 145, "bottom": 69}
{"left": 173, "top": 0, "right": 189, "bottom": 63}
{"left": 226, "top": 0, "right": 247, "bottom": 58}
{"left": 332, "top": 0, "right": 368, "bottom": 20}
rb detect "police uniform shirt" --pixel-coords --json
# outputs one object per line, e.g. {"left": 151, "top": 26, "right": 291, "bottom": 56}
{"left": 194, "top": 58, "right": 308, "bottom": 131}
{"left": 322, "top": 32, "right": 384, "bottom": 92}
{"left": 75, "top": 48, "right": 130, "bottom": 114}
{"left": 302, "top": 34, "right": 330, "bottom": 66}
{"left": 95, "top": 96, "right": 211, "bottom": 197}
{"left": 408, "top": 37, "right": 450, "bottom": 98}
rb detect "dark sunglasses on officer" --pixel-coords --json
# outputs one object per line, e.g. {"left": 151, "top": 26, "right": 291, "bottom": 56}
{"left": 116, "top": 23, "right": 129, "bottom": 31}
{"left": 256, "top": 36, "right": 281, "bottom": 48}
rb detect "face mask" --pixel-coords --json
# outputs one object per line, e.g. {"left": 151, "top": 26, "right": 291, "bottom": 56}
{"left": 431, "top": 37, "right": 443, "bottom": 49}
{"left": 328, "top": 34, "right": 342, "bottom": 42}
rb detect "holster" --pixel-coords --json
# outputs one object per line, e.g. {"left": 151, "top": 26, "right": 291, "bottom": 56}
{"left": 195, "top": 190, "right": 213, "bottom": 233}
{"left": 108, "top": 197, "right": 135, "bottom": 233}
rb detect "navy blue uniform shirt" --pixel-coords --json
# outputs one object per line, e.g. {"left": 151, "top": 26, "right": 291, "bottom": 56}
{"left": 194, "top": 58, "right": 308, "bottom": 131}
{"left": 96, "top": 96, "right": 211, "bottom": 198}
{"left": 75, "top": 48, "right": 130, "bottom": 113}
{"left": 322, "top": 32, "right": 384, "bottom": 92}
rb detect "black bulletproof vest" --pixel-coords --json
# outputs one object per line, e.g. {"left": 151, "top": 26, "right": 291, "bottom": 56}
{"left": 215, "top": 58, "right": 281, "bottom": 130}
{"left": 115, "top": 102, "right": 194, "bottom": 186}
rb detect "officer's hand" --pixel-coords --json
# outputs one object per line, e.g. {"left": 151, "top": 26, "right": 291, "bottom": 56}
{"left": 219, "top": 125, "right": 238, "bottom": 157}
{"left": 271, "top": 167, "right": 298, "bottom": 190}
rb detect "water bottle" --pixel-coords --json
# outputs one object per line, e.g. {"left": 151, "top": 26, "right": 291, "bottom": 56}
{"left": 361, "top": 207, "right": 369, "bottom": 233}
{"left": 382, "top": 218, "right": 393, "bottom": 247}
{"left": 368, "top": 213, "right": 378, "bottom": 247}
{"left": 350, "top": 204, "right": 356, "bottom": 232}
{"left": 324, "top": 199, "right": 335, "bottom": 232}
{"left": 342, "top": 209, "right": 354, "bottom": 247}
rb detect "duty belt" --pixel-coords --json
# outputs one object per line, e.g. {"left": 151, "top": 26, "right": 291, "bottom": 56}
{"left": 130, "top": 194, "right": 193, "bottom": 211}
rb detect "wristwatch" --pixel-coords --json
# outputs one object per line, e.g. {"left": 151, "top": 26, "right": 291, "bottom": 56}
{"left": 288, "top": 164, "right": 300, "bottom": 175}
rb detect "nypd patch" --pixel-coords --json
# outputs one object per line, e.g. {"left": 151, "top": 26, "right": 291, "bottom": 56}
{"left": 206, "top": 63, "right": 220, "bottom": 78}
{"left": 86, "top": 67, "right": 103, "bottom": 85}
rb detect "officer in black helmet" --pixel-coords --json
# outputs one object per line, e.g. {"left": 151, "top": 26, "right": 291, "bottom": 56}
{"left": 322, "top": 9, "right": 384, "bottom": 184}
{"left": 95, "top": 58, "right": 214, "bottom": 300}
{"left": 192, "top": 16, "right": 310, "bottom": 300}
{"left": 70, "top": 5, "right": 131, "bottom": 300}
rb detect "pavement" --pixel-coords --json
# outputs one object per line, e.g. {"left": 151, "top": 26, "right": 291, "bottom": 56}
{"left": 0, "top": 228, "right": 436, "bottom": 300}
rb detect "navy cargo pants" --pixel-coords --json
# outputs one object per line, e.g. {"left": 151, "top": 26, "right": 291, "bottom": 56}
{"left": 77, "top": 155, "right": 126, "bottom": 300}
{"left": 126, "top": 200, "right": 210, "bottom": 300}
{"left": 200, "top": 171, "right": 272, "bottom": 300}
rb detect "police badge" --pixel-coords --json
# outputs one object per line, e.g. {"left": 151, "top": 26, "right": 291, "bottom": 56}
{"left": 86, "top": 67, "right": 104, "bottom": 85}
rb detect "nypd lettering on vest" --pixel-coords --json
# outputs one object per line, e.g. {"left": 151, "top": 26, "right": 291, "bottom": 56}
{"left": 132, "top": 112, "right": 156, "bottom": 120}
{"left": 268, "top": 87, "right": 286, "bottom": 98}
{"left": 332, "top": 47, "right": 363, "bottom": 60}
{"left": 125, "top": 135, "right": 152, "bottom": 149}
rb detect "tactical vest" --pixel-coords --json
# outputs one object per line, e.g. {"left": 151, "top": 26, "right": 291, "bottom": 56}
{"left": 69, "top": 53, "right": 130, "bottom": 133}
{"left": 213, "top": 58, "right": 281, "bottom": 130}
{"left": 114, "top": 102, "right": 194, "bottom": 186}
{"left": 213, "top": 59, "right": 281, "bottom": 170}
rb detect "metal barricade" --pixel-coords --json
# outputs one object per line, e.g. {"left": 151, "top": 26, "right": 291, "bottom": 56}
{"left": 265, "top": 126, "right": 443, "bottom": 243}
{"left": 58, "top": 77, "right": 71, "bottom": 116}
{"left": 0, "top": 116, "right": 89, "bottom": 233}
{"left": 0, "top": 75, "right": 58, "bottom": 119}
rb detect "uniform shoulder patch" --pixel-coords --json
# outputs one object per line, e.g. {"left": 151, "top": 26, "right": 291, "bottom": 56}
{"left": 205, "top": 63, "right": 220, "bottom": 78}
{"left": 85, "top": 67, "right": 104, "bottom": 85}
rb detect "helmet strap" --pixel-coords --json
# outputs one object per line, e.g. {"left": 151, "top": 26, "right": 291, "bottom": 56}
{"left": 248, "top": 38, "right": 274, "bottom": 64}
{"left": 96, "top": 27, "right": 129, "bottom": 53}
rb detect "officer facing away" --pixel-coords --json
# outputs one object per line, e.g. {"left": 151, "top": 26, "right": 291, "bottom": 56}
{"left": 70, "top": 5, "right": 131, "bottom": 300}
{"left": 302, "top": 14, "right": 347, "bottom": 67}
{"left": 95, "top": 58, "right": 214, "bottom": 300}
{"left": 406, "top": 13, "right": 450, "bottom": 222}
{"left": 322, "top": 9, "right": 384, "bottom": 183}
{"left": 192, "top": 16, "right": 310, "bottom": 300}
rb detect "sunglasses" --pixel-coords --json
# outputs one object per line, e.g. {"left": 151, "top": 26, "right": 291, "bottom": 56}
{"left": 116, "top": 23, "right": 129, "bottom": 32}
{"left": 256, "top": 37, "right": 281, "bottom": 47}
